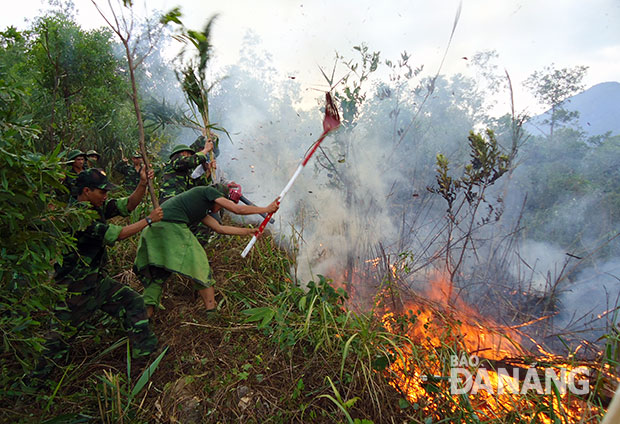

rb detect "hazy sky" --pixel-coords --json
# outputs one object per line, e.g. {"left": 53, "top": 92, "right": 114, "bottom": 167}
{"left": 2, "top": 0, "right": 619, "bottom": 114}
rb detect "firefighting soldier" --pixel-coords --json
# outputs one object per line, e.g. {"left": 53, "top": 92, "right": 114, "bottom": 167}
{"left": 60, "top": 149, "right": 87, "bottom": 201}
{"left": 134, "top": 183, "right": 279, "bottom": 318}
{"left": 35, "top": 167, "right": 163, "bottom": 376}
{"left": 114, "top": 151, "right": 144, "bottom": 193}
{"left": 159, "top": 135, "right": 215, "bottom": 204}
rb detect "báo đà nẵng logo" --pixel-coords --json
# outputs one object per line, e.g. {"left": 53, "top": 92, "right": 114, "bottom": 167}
{"left": 440, "top": 354, "right": 590, "bottom": 395}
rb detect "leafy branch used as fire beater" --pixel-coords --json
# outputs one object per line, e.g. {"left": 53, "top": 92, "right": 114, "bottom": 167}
{"left": 173, "top": 14, "right": 221, "bottom": 183}
{"left": 241, "top": 92, "right": 341, "bottom": 257}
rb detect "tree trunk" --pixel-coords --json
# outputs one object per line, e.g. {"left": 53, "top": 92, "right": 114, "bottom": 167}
{"left": 123, "top": 39, "right": 159, "bottom": 208}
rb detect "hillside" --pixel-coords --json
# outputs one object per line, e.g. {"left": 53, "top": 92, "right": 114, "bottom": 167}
{"left": 524, "top": 81, "right": 620, "bottom": 137}
{"left": 2, "top": 224, "right": 613, "bottom": 423}
{"left": 2, "top": 226, "right": 415, "bottom": 423}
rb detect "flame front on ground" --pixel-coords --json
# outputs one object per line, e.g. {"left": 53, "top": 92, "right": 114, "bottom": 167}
{"left": 374, "top": 270, "right": 604, "bottom": 422}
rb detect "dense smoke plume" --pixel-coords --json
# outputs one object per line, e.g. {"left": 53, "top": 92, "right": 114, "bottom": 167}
{"left": 154, "top": 29, "right": 618, "bottom": 349}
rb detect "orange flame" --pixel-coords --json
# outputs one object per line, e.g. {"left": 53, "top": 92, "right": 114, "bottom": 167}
{"left": 374, "top": 269, "right": 603, "bottom": 422}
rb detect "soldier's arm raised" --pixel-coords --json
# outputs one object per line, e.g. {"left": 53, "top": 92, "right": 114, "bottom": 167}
{"left": 127, "top": 167, "right": 154, "bottom": 211}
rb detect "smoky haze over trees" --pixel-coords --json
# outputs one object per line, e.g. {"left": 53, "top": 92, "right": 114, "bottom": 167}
{"left": 208, "top": 34, "right": 620, "bottom": 350}
{"left": 1, "top": 4, "right": 619, "bottom": 355}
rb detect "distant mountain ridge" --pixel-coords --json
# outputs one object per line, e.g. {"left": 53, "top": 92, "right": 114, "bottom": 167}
{"left": 524, "top": 81, "right": 620, "bottom": 138}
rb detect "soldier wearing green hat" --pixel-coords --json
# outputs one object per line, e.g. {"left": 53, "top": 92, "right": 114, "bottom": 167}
{"left": 37, "top": 167, "right": 163, "bottom": 376}
{"left": 134, "top": 183, "right": 279, "bottom": 318}
{"left": 114, "top": 151, "right": 144, "bottom": 193}
{"left": 60, "top": 149, "right": 87, "bottom": 201}
{"left": 86, "top": 149, "right": 101, "bottom": 168}
{"left": 158, "top": 136, "right": 215, "bottom": 204}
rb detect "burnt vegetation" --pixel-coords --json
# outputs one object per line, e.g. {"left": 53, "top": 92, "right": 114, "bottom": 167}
{"left": 1, "top": 2, "right": 619, "bottom": 423}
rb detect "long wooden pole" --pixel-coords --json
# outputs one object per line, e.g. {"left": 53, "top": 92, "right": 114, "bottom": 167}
{"left": 241, "top": 93, "right": 340, "bottom": 257}
{"left": 124, "top": 38, "right": 159, "bottom": 208}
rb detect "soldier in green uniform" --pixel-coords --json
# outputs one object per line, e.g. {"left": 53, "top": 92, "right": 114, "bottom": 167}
{"left": 188, "top": 133, "right": 219, "bottom": 188}
{"left": 134, "top": 183, "right": 279, "bottom": 318}
{"left": 86, "top": 149, "right": 101, "bottom": 168}
{"left": 38, "top": 167, "right": 164, "bottom": 375}
{"left": 114, "top": 151, "right": 144, "bottom": 193}
{"left": 61, "top": 149, "right": 87, "bottom": 201}
{"left": 159, "top": 137, "right": 215, "bottom": 204}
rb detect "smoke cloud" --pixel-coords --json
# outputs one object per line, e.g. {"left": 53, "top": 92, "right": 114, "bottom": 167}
{"left": 157, "top": 29, "right": 619, "bottom": 349}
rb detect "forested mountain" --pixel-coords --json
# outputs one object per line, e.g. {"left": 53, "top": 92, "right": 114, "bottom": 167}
{"left": 525, "top": 81, "right": 620, "bottom": 137}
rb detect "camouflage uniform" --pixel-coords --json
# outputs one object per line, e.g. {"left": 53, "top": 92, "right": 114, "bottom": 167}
{"left": 159, "top": 144, "right": 210, "bottom": 204}
{"left": 188, "top": 135, "right": 219, "bottom": 188}
{"left": 41, "top": 170, "right": 157, "bottom": 373}
{"left": 60, "top": 149, "right": 86, "bottom": 201}
{"left": 114, "top": 160, "right": 142, "bottom": 193}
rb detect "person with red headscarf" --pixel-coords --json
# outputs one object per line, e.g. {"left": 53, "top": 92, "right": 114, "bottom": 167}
{"left": 134, "top": 183, "right": 279, "bottom": 318}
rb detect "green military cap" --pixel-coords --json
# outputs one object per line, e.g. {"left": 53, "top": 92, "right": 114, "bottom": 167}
{"left": 67, "top": 149, "right": 86, "bottom": 161}
{"left": 133, "top": 151, "right": 143, "bottom": 158}
{"left": 169, "top": 144, "right": 195, "bottom": 158}
{"left": 86, "top": 149, "right": 100, "bottom": 158}
{"left": 76, "top": 168, "right": 118, "bottom": 191}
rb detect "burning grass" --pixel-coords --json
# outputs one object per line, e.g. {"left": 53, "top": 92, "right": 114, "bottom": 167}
{"left": 2, "top": 216, "right": 617, "bottom": 423}
{"left": 374, "top": 270, "right": 617, "bottom": 423}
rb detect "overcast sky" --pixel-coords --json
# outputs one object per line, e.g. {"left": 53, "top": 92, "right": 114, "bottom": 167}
{"left": 2, "top": 0, "right": 619, "bottom": 114}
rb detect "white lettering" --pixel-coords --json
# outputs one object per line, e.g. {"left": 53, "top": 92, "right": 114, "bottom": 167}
{"left": 450, "top": 355, "right": 459, "bottom": 367}
{"left": 568, "top": 367, "right": 590, "bottom": 395}
{"left": 497, "top": 368, "right": 519, "bottom": 394}
{"left": 471, "top": 368, "right": 493, "bottom": 395}
{"left": 545, "top": 368, "right": 567, "bottom": 394}
{"left": 521, "top": 368, "right": 544, "bottom": 394}
{"left": 450, "top": 368, "right": 473, "bottom": 394}
{"left": 469, "top": 355, "right": 480, "bottom": 367}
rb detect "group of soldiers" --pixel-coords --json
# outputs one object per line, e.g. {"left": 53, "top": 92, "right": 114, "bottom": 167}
{"left": 36, "top": 134, "right": 279, "bottom": 378}
{"left": 61, "top": 148, "right": 142, "bottom": 195}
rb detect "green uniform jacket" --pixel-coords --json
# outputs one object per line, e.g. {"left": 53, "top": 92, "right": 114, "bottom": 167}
{"left": 158, "top": 152, "right": 208, "bottom": 204}
{"left": 55, "top": 198, "right": 130, "bottom": 286}
{"left": 48, "top": 196, "right": 157, "bottom": 360}
{"left": 114, "top": 161, "right": 142, "bottom": 193}
{"left": 134, "top": 186, "right": 223, "bottom": 287}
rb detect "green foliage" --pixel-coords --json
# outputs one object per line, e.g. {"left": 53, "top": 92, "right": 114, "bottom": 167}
{"left": 523, "top": 64, "right": 588, "bottom": 138}
{"left": 171, "top": 14, "right": 228, "bottom": 150}
{"left": 430, "top": 129, "right": 509, "bottom": 214}
{"left": 334, "top": 43, "right": 381, "bottom": 128}
{"left": 318, "top": 376, "right": 362, "bottom": 424}
{"left": 159, "top": 7, "right": 182, "bottom": 26}
{"left": 462, "top": 130, "right": 510, "bottom": 189}
{"left": 243, "top": 275, "right": 349, "bottom": 351}
{"left": 28, "top": 12, "right": 130, "bottom": 151}
{"left": 0, "top": 76, "right": 94, "bottom": 381}
{"left": 142, "top": 97, "right": 187, "bottom": 132}
{"left": 239, "top": 273, "right": 411, "bottom": 417}
{"left": 0, "top": 10, "right": 142, "bottom": 168}
{"left": 427, "top": 129, "right": 513, "bottom": 288}
{"left": 517, "top": 130, "right": 620, "bottom": 255}
{"left": 524, "top": 64, "right": 589, "bottom": 111}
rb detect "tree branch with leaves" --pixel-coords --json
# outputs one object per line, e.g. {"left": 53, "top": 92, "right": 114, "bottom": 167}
{"left": 90, "top": 0, "right": 175, "bottom": 207}
{"left": 164, "top": 13, "right": 229, "bottom": 184}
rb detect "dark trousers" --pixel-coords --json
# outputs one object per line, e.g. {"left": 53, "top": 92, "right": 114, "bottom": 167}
{"left": 39, "top": 275, "right": 157, "bottom": 374}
